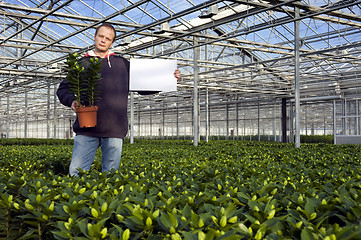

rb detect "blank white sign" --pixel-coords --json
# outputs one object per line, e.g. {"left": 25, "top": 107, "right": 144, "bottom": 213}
{"left": 129, "top": 58, "right": 177, "bottom": 92}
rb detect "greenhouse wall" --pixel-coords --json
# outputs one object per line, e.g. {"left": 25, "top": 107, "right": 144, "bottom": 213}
{"left": 1, "top": 118, "right": 74, "bottom": 139}
{"left": 0, "top": 99, "right": 349, "bottom": 141}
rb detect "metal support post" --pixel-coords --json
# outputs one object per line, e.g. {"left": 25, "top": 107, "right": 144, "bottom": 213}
{"left": 176, "top": 102, "right": 179, "bottom": 139}
{"left": 53, "top": 87, "right": 57, "bottom": 138}
{"left": 257, "top": 100, "right": 261, "bottom": 141}
{"left": 236, "top": 101, "right": 239, "bottom": 140}
{"left": 25, "top": 90, "right": 28, "bottom": 138}
{"left": 130, "top": 92, "right": 134, "bottom": 144}
{"left": 294, "top": 6, "right": 301, "bottom": 148}
{"left": 47, "top": 84, "right": 51, "bottom": 139}
{"left": 282, "top": 98, "right": 287, "bottom": 143}
{"left": 205, "top": 89, "right": 209, "bottom": 142}
{"left": 289, "top": 104, "right": 294, "bottom": 143}
{"left": 193, "top": 36, "right": 200, "bottom": 146}
{"left": 162, "top": 103, "right": 165, "bottom": 139}
{"left": 226, "top": 102, "right": 229, "bottom": 140}
{"left": 150, "top": 104, "right": 153, "bottom": 138}
{"left": 333, "top": 100, "right": 336, "bottom": 144}
{"left": 6, "top": 94, "right": 9, "bottom": 138}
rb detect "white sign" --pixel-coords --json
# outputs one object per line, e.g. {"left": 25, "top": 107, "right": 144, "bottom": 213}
{"left": 129, "top": 58, "right": 177, "bottom": 92}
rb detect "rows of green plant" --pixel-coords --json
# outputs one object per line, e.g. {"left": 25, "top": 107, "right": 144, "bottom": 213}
{"left": 0, "top": 138, "right": 74, "bottom": 146}
{"left": 0, "top": 135, "right": 333, "bottom": 146}
{"left": 138, "top": 135, "right": 333, "bottom": 143}
{"left": 1, "top": 140, "right": 361, "bottom": 239}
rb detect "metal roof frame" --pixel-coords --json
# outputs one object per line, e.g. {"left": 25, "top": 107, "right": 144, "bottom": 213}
{"left": 0, "top": 0, "right": 360, "bottom": 140}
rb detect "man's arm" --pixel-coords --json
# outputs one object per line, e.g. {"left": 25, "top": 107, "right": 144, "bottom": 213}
{"left": 56, "top": 80, "right": 76, "bottom": 108}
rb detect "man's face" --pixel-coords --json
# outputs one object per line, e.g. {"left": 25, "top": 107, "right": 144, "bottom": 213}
{"left": 94, "top": 26, "right": 115, "bottom": 53}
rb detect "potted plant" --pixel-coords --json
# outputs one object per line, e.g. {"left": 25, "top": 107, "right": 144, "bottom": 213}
{"left": 64, "top": 53, "right": 102, "bottom": 128}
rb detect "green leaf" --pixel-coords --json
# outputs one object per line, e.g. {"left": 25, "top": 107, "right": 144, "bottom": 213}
{"left": 127, "top": 215, "right": 144, "bottom": 227}
{"left": 77, "top": 218, "right": 89, "bottom": 237}
{"left": 301, "top": 228, "right": 316, "bottom": 240}
{"left": 52, "top": 231, "right": 72, "bottom": 240}
{"left": 351, "top": 206, "right": 361, "bottom": 218}
{"left": 181, "top": 231, "right": 198, "bottom": 240}
{"left": 182, "top": 204, "right": 192, "bottom": 219}
{"left": 216, "top": 230, "right": 241, "bottom": 240}
{"left": 305, "top": 198, "right": 318, "bottom": 214}
{"left": 159, "top": 212, "right": 173, "bottom": 230}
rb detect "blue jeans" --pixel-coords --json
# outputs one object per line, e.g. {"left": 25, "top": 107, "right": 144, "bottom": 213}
{"left": 69, "top": 135, "right": 123, "bottom": 176}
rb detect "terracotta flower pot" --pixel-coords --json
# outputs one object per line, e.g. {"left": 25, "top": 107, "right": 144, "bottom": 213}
{"left": 75, "top": 106, "right": 99, "bottom": 128}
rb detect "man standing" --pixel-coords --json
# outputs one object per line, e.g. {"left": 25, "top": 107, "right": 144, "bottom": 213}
{"left": 57, "top": 23, "right": 180, "bottom": 176}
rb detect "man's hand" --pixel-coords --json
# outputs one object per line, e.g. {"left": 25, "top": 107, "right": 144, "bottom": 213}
{"left": 174, "top": 69, "right": 181, "bottom": 81}
{"left": 71, "top": 101, "right": 81, "bottom": 112}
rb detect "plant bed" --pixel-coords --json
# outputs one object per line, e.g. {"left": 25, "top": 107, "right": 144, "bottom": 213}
{"left": 1, "top": 140, "right": 361, "bottom": 239}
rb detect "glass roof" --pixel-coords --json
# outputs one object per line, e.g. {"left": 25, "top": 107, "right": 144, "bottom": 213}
{"left": 0, "top": 0, "right": 360, "bottom": 122}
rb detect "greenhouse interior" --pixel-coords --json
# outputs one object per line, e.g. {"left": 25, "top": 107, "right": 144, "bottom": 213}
{"left": 2, "top": 1, "right": 361, "bottom": 239}
{"left": 0, "top": 0, "right": 360, "bottom": 146}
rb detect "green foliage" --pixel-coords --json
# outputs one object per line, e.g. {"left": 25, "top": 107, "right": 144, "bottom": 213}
{"left": 1, "top": 140, "right": 361, "bottom": 239}
{"left": 0, "top": 138, "right": 74, "bottom": 146}
{"left": 64, "top": 53, "right": 102, "bottom": 106}
{"left": 300, "top": 135, "right": 333, "bottom": 144}
{"left": 65, "top": 53, "right": 84, "bottom": 104}
{"left": 84, "top": 57, "right": 102, "bottom": 106}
